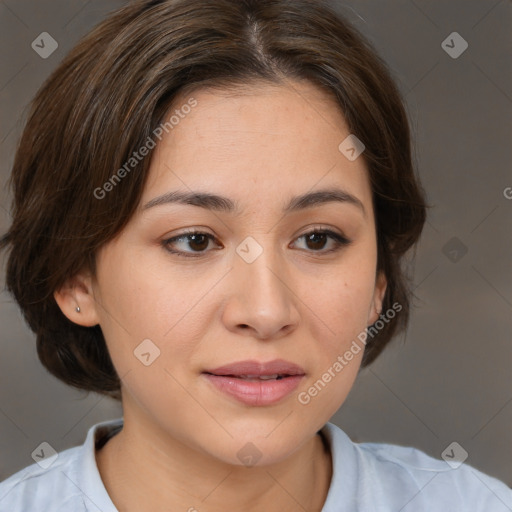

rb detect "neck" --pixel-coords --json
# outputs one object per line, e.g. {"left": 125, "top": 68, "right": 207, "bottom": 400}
{"left": 96, "top": 412, "right": 332, "bottom": 512}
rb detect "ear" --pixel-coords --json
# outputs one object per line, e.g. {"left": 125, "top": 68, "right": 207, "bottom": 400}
{"left": 53, "top": 269, "right": 101, "bottom": 327}
{"left": 368, "top": 271, "right": 387, "bottom": 326}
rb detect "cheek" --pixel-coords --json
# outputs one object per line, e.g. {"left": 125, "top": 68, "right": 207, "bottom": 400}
{"left": 92, "top": 258, "right": 206, "bottom": 423}
{"left": 295, "top": 282, "right": 369, "bottom": 425}
{"left": 293, "top": 254, "right": 375, "bottom": 417}
{"left": 305, "top": 278, "right": 369, "bottom": 376}
{"left": 93, "top": 250, "right": 215, "bottom": 375}
{"left": 306, "top": 256, "right": 377, "bottom": 346}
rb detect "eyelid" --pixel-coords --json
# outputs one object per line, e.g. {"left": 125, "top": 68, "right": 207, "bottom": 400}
{"left": 295, "top": 224, "right": 350, "bottom": 243}
{"left": 161, "top": 229, "right": 220, "bottom": 257}
{"left": 291, "top": 227, "right": 351, "bottom": 253}
{"left": 162, "top": 225, "right": 351, "bottom": 257}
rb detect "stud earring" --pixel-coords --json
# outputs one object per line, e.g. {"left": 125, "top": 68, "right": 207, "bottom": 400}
{"left": 75, "top": 306, "right": 81, "bottom": 313}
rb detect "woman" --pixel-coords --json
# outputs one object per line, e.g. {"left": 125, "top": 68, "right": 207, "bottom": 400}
{"left": 0, "top": 0, "right": 510, "bottom": 510}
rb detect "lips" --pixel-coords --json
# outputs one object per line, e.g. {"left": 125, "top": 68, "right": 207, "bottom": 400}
{"left": 203, "top": 359, "right": 305, "bottom": 378}
{"left": 202, "top": 359, "right": 305, "bottom": 406}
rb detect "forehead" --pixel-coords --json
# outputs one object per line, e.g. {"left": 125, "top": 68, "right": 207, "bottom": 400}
{"left": 141, "top": 80, "right": 373, "bottom": 215}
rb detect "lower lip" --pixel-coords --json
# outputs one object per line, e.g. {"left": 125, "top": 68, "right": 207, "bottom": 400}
{"left": 203, "top": 374, "right": 305, "bottom": 406}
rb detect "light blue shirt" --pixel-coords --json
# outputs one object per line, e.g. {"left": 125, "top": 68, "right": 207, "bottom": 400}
{"left": 0, "top": 418, "right": 511, "bottom": 511}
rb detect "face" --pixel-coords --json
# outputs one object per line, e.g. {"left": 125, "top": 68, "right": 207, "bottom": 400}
{"left": 66, "top": 80, "right": 386, "bottom": 466}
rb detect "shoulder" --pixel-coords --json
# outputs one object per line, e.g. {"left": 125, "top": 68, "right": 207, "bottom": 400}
{"left": 321, "top": 422, "right": 512, "bottom": 511}
{"left": 0, "top": 417, "right": 122, "bottom": 512}
{"left": 0, "top": 446, "right": 86, "bottom": 512}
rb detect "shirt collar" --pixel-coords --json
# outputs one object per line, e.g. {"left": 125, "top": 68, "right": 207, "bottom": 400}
{"left": 77, "top": 418, "right": 353, "bottom": 512}
{"left": 77, "top": 417, "right": 123, "bottom": 512}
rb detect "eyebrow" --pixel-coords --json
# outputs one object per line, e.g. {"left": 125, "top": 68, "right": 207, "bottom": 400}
{"left": 142, "top": 187, "right": 366, "bottom": 216}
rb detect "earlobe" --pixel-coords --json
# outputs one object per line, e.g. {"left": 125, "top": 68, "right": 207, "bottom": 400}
{"left": 369, "top": 271, "right": 387, "bottom": 325}
{"left": 53, "top": 271, "right": 101, "bottom": 327}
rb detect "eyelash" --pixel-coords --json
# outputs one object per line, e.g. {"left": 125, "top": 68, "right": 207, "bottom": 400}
{"left": 162, "top": 228, "right": 351, "bottom": 258}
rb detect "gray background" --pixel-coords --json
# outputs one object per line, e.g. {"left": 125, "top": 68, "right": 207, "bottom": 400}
{"left": 0, "top": 0, "right": 511, "bottom": 491}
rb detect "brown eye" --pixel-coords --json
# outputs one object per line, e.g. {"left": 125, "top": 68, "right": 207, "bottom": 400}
{"left": 163, "top": 231, "right": 219, "bottom": 257}
{"left": 293, "top": 229, "right": 351, "bottom": 253}
{"left": 304, "top": 232, "right": 329, "bottom": 251}
{"left": 162, "top": 228, "right": 351, "bottom": 258}
{"left": 183, "top": 233, "right": 210, "bottom": 251}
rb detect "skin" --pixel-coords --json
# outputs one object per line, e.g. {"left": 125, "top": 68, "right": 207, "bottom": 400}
{"left": 55, "top": 79, "right": 386, "bottom": 512}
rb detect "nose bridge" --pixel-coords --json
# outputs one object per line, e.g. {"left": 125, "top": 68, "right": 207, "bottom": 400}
{"left": 224, "top": 233, "right": 299, "bottom": 338}
{"left": 235, "top": 233, "right": 288, "bottom": 300}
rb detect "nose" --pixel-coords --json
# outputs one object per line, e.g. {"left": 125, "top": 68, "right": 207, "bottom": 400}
{"left": 221, "top": 240, "right": 300, "bottom": 340}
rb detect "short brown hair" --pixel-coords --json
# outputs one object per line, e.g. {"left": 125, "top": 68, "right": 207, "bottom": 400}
{"left": 0, "top": 0, "right": 426, "bottom": 400}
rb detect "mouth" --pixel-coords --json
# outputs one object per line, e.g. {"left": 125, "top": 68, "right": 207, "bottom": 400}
{"left": 202, "top": 359, "right": 305, "bottom": 406}
{"left": 203, "top": 359, "right": 305, "bottom": 378}
{"left": 204, "top": 373, "right": 289, "bottom": 381}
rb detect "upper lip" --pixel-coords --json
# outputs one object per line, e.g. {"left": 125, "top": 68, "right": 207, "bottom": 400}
{"left": 204, "top": 359, "right": 305, "bottom": 377}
